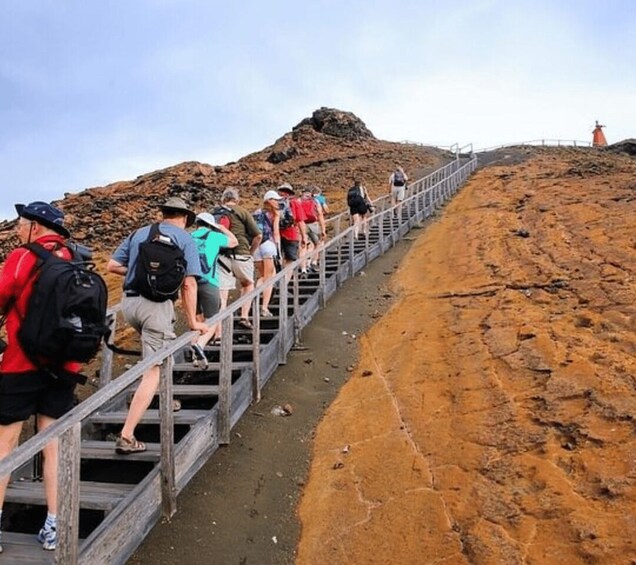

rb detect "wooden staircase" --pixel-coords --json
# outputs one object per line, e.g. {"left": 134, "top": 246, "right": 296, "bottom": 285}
{"left": 0, "top": 156, "right": 478, "bottom": 563}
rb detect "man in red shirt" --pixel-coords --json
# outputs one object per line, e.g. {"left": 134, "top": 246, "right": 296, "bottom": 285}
{"left": 0, "top": 201, "right": 78, "bottom": 552}
{"left": 277, "top": 184, "right": 307, "bottom": 271}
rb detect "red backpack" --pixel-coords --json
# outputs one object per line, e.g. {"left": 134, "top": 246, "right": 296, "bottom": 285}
{"left": 301, "top": 197, "right": 318, "bottom": 223}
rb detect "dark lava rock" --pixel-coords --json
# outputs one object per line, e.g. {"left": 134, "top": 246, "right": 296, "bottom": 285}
{"left": 293, "top": 107, "right": 375, "bottom": 141}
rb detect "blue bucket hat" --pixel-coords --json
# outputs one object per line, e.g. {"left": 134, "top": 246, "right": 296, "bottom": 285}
{"left": 15, "top": 201, "right": 70, "bottom": 238}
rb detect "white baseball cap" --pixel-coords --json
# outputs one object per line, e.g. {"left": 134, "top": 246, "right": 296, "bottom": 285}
{"left": 195, "top": 212, "right": 219, "bottom": 229}
{"left": 263, "top": 189, "right": 283, "bottom": 201}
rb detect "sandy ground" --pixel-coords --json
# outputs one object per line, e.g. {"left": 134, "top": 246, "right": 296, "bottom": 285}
{"left": 297, "top": 151, "right": 636, "bottom": 564}
{"left": 131, "top": 149, "right": 635, "bottom": 565}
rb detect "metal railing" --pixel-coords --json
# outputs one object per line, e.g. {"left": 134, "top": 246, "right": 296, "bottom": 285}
{"left": 476, "top": 139, "right": 592, "bottom": 152}
{"left": 0, "top": 153, "right": 479, "bottom": 563}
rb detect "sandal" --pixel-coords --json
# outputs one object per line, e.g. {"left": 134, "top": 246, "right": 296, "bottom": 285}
{"left": 260, "top": 308, "right": 273, "bottom": 317}
{"left": 238, "top": 318, "right": 253, "bottom": 330}
{"left": 190, "top": 344, "right": 209, "bottom": 369}
{"left": 115, "top": 435, "right": 146, "bottom": 455}
{"left": 172, "top": 399, "right": 182, "bottom": 412}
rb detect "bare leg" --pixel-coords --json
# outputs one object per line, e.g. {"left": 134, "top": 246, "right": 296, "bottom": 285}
{"left": 239, "top": 282, "right": 254, "bottom": 320}
{"left": 0, "top": 421, "right": 24, "bottom": 509}
{"left": 121, "top": 365, "right": 160, "bottom": 439}
{"left": 37, "top": 415, "right": 59, "bottom": 514}
{"left": 260, "top": 258, "right": 275, "bottom": 312}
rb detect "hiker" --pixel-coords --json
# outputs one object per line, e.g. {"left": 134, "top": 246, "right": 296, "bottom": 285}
{"left": 214, "top": 188, "right": 262, "bottom": 330}
{"left": 190, "top": 212, "right": 238, "bottom": 357}
{"left": 389, "top": 166, "right": 409, "bottom": 218}
{"left": 277, "top": 183, "right": 307, "bottom": 273}
{"left": 312, "top": 186, "right": 329, "bottom": 214}
{"left": 107, "top": 197, "right": 209, "bottom": 454}
{"left": 253, "top": 190, "right": 282, "bottom": 317}
{"left": 0, "top": 201, "right": 80, "bottom": 551}
{"left": 347, "top": 179, "right": 372, "bottom": 239}
{"left": 300, "top": 186, "right": 326, "bottom": 273}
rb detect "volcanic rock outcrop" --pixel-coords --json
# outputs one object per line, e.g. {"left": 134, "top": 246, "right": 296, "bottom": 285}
{"left": 0, "top": 108, "right": 449, "bottom": 259}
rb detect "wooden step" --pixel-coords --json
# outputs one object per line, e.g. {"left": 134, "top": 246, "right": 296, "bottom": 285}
{"left": 5, "top": 480, "right": 134, "bottom": 511}
{"left": 0, "top": 531, "right": 59, "bottom": 563}
{"left": 81, "top": 440, "right": 161, "bottom": 462}
{"left": 89, "top": 409, "right": 209, "bottom": 426}
{"left": 172, "top": 361, "right": 253, "bottom": 372}
{"left": 128, "top": 384, "right": 220, "bottom": 397}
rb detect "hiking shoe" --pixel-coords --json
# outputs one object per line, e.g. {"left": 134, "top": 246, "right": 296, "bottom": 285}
{"left": 190, "top": 343, "right": 208, "bottom": 369}
{"left": 38, "top": 524, "right": 56, "bottom": 551}
{"left": 115, "top": 435, "right": 146, "bottom": 455}
{"left": 237, "top": 318, "right": 253, "bottom": 330}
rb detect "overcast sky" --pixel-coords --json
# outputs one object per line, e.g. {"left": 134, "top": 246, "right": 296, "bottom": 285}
{"left": 1, "top": 0, "right": 634, "bottom": 220}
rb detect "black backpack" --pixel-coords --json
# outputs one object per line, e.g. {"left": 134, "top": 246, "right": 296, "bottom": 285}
{"left": 393, "top": 170, "right": 406, "bottom": 186}
{"left": 17, "top": 243, "right": 109, "bottom": 366}
{"left": 347, "top": 185, "right": 365, "bottom": 208}
{"left": 130, "top": 224, "right": 186, "bottom": 302}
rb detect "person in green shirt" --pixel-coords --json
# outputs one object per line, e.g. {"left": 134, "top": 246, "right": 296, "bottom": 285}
{"left": 191, "top": 212, "right": 237, "bottom": 362}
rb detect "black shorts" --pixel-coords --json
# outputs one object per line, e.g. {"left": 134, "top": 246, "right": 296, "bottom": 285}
{"left": 280, "top": 238, "right": 300, "bottom": 261}
{"left": 349, "top": 203, "right": 369, "bottom": 216}
{"left": 0, "top": 371, "right": 76, "bottom": 425}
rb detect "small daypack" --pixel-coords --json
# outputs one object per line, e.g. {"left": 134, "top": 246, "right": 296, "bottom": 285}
{"left": 347, "top": 185, "right": 365, "bottom": 208}
{"left": 212, "top": 206, "right": 233, "bottom": 229}
{"left": 253, "top": 209, "right": 274, "bottom": 242}
{"left": 193, "top": 230, "right": 213, "bottom": 276}
{"left": 302, "top": 198, "right": 318, "bottom": 223}
{"left": 18, "top": 243, "right": 109, "bottom": 366}
{"left": 393, "top": 170, "right": 406, "bottom": 186}
{"left": 130, "top": 224, "right": 186, "bottom": 302}
{"left": 278, "top": 200, "right": 295, "bottom": 229}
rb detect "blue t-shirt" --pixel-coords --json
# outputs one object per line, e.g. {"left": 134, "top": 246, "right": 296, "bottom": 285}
{"left": 112, "top": 222, "right": 202, "bottom": 290}
{"left": 191, "top": 227, "right": 230, "bottom": 287}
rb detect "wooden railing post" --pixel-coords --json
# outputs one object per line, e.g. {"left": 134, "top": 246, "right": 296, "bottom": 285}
{"left": 56, "top": 422, "right": 81, "bottom": 565}
{"left": 319, "top": 247, "right": 327, "bottom": 308}
{"left": 277, "top": 276, "right": 289, "bottom": 364}
{"left": 159, "top": 355, "right": 176, "bottom": 519}
{"left": 100, "top": 313, "right": 117, "bottom": 387}
{"left": 219, "top": 316, "right": 233, "bottom": 444}
{"left": 251, "top": 296, "right": 261, "bottom": 403}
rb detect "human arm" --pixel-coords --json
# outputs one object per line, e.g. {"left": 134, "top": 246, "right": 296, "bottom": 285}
{"left": 317, "top": 203, "right": 327, "bottom": 239}
{"left": 181, "top": 275, "right": 209, "bottom": 332}
{"left": 215, "top": 224, "right": 238, "bottom": 248}
{"left": 106, "top": 258, "right": 127, "bottom": 277}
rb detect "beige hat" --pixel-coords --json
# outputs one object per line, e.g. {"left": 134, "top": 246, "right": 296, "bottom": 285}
{"left": 160, "top": 197, "right": 196, "bottom": 227}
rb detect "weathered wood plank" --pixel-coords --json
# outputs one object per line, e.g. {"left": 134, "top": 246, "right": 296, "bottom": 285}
{"left": 159, "top": 356, "right": 176, "bottom": 519}
{"left": 81, "top": 440, "right": 161, "bottom": 462}
{"left": 6, "top": 480, "right": 134, "bottom": 510}
{"left": 56, "top": 422, "right": 81, "bottom": 564}
{"left": 0, "top": 532, "right": 56, "bottom": 563}
{"left": 88, "top": 410, "right": 208, "bottom": 425}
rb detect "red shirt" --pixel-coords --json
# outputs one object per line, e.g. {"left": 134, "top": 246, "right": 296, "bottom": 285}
{"left": 279, "top": 198, "right": 306, "bottom": 242}
{"left": 0, "top": 234, "right": 80, "bottom": 374}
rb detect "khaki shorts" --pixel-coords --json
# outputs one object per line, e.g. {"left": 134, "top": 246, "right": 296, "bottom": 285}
{"left": 391, "top": 185, "right": 406, "bottom": 201}
{"left": 306, "top": 222, "right": 321, "bottom": 245}
{"left": 122, "top": 295, "right": 176, "bottom": 358}
{"left": 217, "top": 254, "right": 255, "bottom": 290}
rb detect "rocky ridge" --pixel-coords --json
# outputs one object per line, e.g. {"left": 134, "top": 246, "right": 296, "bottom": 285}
{"left": 0, "top": 108, "right": 449, "bottom": 260}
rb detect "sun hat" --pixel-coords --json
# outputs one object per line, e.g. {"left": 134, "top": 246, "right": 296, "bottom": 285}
{"left": 195, "top": 212, "right": 219, "bottom": 230}
{"left": 263, "top": 190, "right": 282, "bottom": 201}
{"left": 15, "top": 201, "right": 70, "bottom": 238}
{"left": 160, "top": 197, "right": 196, "bottom": 227}
{"left": 277, "top": 183, "right": 294, "bottom": 195}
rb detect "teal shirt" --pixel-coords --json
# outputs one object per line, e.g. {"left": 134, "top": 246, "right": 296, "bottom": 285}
{"left": 192, "top": 227, "right": 230, "bottom": 287}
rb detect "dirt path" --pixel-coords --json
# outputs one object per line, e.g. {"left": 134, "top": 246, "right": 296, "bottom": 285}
{"left": 297, "top": 150, "right": 636, "bottom": 564}
{"left": 129, "top": 237, "right": 415, "bottom": 564}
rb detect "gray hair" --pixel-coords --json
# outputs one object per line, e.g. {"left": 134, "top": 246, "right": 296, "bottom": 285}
{"left": 221, "top": 187, "right": 239, "bottom": 203}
